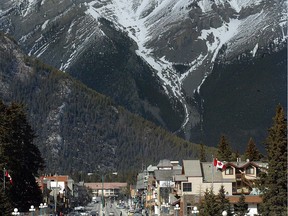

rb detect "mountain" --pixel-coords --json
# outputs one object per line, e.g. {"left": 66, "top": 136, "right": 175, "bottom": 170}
{"left": 0, "top": 0, "right": 286, "bottom": 152}
{"left": 0, "top": 33, "right": 217, "bottom": 175}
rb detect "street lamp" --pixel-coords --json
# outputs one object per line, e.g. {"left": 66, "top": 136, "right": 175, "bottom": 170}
{"left": 174, "top": 204, "right": 180, "bottom": 216}
{"left": 191, "top": 206, "right": 199, "bottom": 216}
{"left": 12, "top": 208, "right": 20, "bottom": 215}
{"left": 222, "top": 210, "right": 228, "bottom": 216}
{"left": 101, "top": 172, "right": 118, "bottom": 209}
{"left": 39, "top": 203, "right": 47, "bottom": 215}
{"left": 29, "top": 205, "right": 35, "bottom": 216}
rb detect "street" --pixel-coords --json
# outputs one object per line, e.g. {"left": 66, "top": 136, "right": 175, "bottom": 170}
{"left": 70, "top": 200, "right": 129, "bottom": 216}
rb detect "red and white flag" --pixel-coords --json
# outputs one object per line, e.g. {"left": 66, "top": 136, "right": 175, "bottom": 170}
{"left": 5, "top": 170, "right": 13, "bottom": 184}
{"left": 213, "top": 158, "right": 226, "bottom": 171}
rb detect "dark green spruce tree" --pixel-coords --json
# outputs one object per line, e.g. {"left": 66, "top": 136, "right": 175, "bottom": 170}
{"left": 199, "top": 143, "right": 207, "bottom": 162}
{"left": 199, "top": 188, "right": 219, "bottom": 216}
{"left": 234, "top": 192, "right": 248, "bottom": 216}
{"left": 0, "top": 188, "right": 12, "bottom": 215}
{"left": 260, "top": 104, "right": 287, "bottom": 215}
{"left": 244, "top": 137, "right": 262, "bottom": 161}
{"left": 216, "top": 135, "right": 232, "bottom": 161}
{"left": 217, "top": 185, "right": 233, "bottom": 216}
{"left": 0, "top": 101, "right": 45, "bottom": 213}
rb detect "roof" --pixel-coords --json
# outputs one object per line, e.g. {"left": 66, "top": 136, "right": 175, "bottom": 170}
{"left": 225, "top": 161, "right": 268, "bottom": 169}
{"left": 154, "top": 169, "right": 182, "bottom": 181}
{"left": 147, "top": 165, "right": 158, "bottom": 172}
{"left": 174, "top": 174, "right": 187, "bottom": 182}
{"left": 84, "top": 182, "right": 127, "bottom": 190}
{"left": 227, "top": 195, "right": 262, "bottom": 204}
{"left": 136, "top": 172, "right": 148, "bottom": 190}
{"left": 42, "top": 175, "right": 70, "bottom": 182}
{"left": 157, "top": 159, "right": 173, "bottom": 168}
{"left": 201, "top": 162, "right": 234, "bottom": 183}
{"left": 183, "top": 160, "right": 202, "bottom": 177}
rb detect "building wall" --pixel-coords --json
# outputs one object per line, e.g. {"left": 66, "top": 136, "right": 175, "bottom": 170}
{"left": 182, "top": 177, "right": 232, "bottom": 196}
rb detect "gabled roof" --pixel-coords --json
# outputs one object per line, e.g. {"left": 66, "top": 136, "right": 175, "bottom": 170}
{"left": 182, "top": 160, "right": 202, "bottom": 177}
{"left": 201, "top": 162, "right": 230, "bottom": 183}
{"left": 225, "top": 161, "right": 268, "bottom": 169}
{"left": 154, "top": 169, "right": 181, "bottom": 181}
{"left": 157, "top": 159, "right": 173, "bottom": 168}
{"left": 174, "top": 174, "right": 187, "bottom": 182}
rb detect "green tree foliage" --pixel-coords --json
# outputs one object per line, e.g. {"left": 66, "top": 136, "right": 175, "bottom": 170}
{"left": 0, "top": 188, "right": 12, "bottom": 216}
{"left": 260, "top": 104, "right": 287, "bottom": 215}
{"left": 244, "top": 137, "right": 262, "bottom": 161}
{"left": 234, "top": 193, "right": 248, "bottom": 216}
{"left": 199, "top": 188, "right": 219, "bottom": 216}
{"left": 217, "top": 135, "right": 233, "bottom": 161}
{"left": 217, "top": 185, "right": 232, "bottom": 216}
{"left": 0, "top": 101, "right": 45, "bottom": 212}
{"left": 199, "top": 144, "right": 207, "bottom": 162}
{"left": 0, "top": 33, "right": 218, "bottom": 178}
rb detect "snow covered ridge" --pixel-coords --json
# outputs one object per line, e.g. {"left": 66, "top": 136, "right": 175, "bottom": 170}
{"left": 82, "top": 0, "right": 287, "bottom": 129}
{"left": 0, "top": 0, "right": 286, "bottom": 135}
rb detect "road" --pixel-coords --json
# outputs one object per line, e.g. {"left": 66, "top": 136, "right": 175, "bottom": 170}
{"left": 84, "top": 200, "right": 129, "bottom": 216}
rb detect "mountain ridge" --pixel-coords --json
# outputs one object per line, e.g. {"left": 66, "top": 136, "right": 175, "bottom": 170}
{"left": 0, "top": 0, "right": 286, "bottom": 152}
{"left": 0, "top": 32, "right": 217, "bottom": 174}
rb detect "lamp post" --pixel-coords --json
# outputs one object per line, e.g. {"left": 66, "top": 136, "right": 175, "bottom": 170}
{"left": 222, "top": 210, "right": 228, "bottom": 216}
{"left": 191, "top": 206, "right": 199, "bottom": 216}
{"left": 12, "top": 208, "right": 20, "bottom": 215}
{"left": 39, "top": 203, "right": 47, "bottom": 215}
{"left": 101, "top": 172, "right": 118, "bottom": 209}
{"left": 174, "top": 204, "right": 180, "bottom": 216}
{"left": 29, "top": 205, "right": 35, "bottom": 216}
{"left": 43, "top": 203, "right": 48, "bottom": 216}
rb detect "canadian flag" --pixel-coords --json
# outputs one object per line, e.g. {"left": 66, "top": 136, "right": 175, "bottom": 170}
{"left": 5, "top": 170, "right": 13, "bottom": 184}
{"left": 213, "top": 159, "right": 226, "bottom": 171}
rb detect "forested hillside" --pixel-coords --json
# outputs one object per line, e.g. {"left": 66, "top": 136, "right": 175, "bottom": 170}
{"left": 0, "top": 33, "right": 216, "bottom": 178}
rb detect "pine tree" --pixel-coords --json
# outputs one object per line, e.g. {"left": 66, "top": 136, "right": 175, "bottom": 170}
{"left": 260, "top": 104, "right": 287, "bottom": 215}
{"left": 234, "top": 193, "right": 248, "bottom": 216}
{"left": 217, "top": 185, "right": 233, "bottom": 216}
{"left": 0, "top": 101, "right": 45, "bottom": 212}
{"left": 199, "top": 188, "right": 219, "bottom": 216}
{"left": 244, "top": 137, "right": 262, "bottom": 161}
{"left": 0, "top": 188, "right": 12, "bottom": 216}
{"left": 217, "top": 135, "right": 232, "bottom": 161}
{"left": 199, "top": 143, "right": 207, "bottom": 162}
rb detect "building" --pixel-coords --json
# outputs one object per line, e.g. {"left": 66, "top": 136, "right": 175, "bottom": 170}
{"left": 135, "top": 159, "right": 267, "bottom": 216}
{"left": 84, "top": 182, "right": 127, "bottom": 198}
{"left": 173, "top": 159, "right": 267, "bottom": 216}
{"left": 37, "top": 175, "right": 74, "bottom": 213}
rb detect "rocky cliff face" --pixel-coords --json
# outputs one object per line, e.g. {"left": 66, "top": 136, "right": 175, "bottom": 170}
{"left": 0, "top": 0, "right": 286, "bottom": 149}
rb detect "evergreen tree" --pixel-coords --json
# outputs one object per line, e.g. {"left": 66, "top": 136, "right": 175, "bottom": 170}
{"left": 217, "top": 185, "right": 233, "bottom": 216}
{"left": 217, "top": 135, "right": 232, "bottom": 161}
{"left": 199, "top": 144, "right": 207, "bottom": 162}
{"left": 0, "top": 101, "right": 45, "bottom": 212}
{"left": 0, "top": 187, "right": 12, "bottom": 216}
{"left": 260, "top": 104, "right": 287, "bottom": 215}
{"left": 244, "top": 137, "right": 262, "bottom": 161}
{"left": 199, "top": 188, "right": 219, "bottom": 216}
{"left": 234, "top": 193, "right": 248, "bottom": 216}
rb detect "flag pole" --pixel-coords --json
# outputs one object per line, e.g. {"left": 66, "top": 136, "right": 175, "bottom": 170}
{"left": 212, "top": 155, "right": 214, "bottom": 190}
{"left": 3, "top": 167, "right": 6, "bottom": 192}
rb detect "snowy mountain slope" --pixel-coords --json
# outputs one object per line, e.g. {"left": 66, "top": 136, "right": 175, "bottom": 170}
{"left": 0, "top": 0, "right": 286, "bottom": 147}
{"left": 83, "top": 0, "right": 287, "bottom": 137}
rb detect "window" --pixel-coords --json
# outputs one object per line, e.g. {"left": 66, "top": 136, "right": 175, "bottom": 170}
{"left": 246, "top": 166, "right": 254, "bottom": 174}
{"left": 225, "top": 167, "right": 234, "bottom": 175}
{"left": 183, "top": 183, "right": 192, "bottom": 192}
